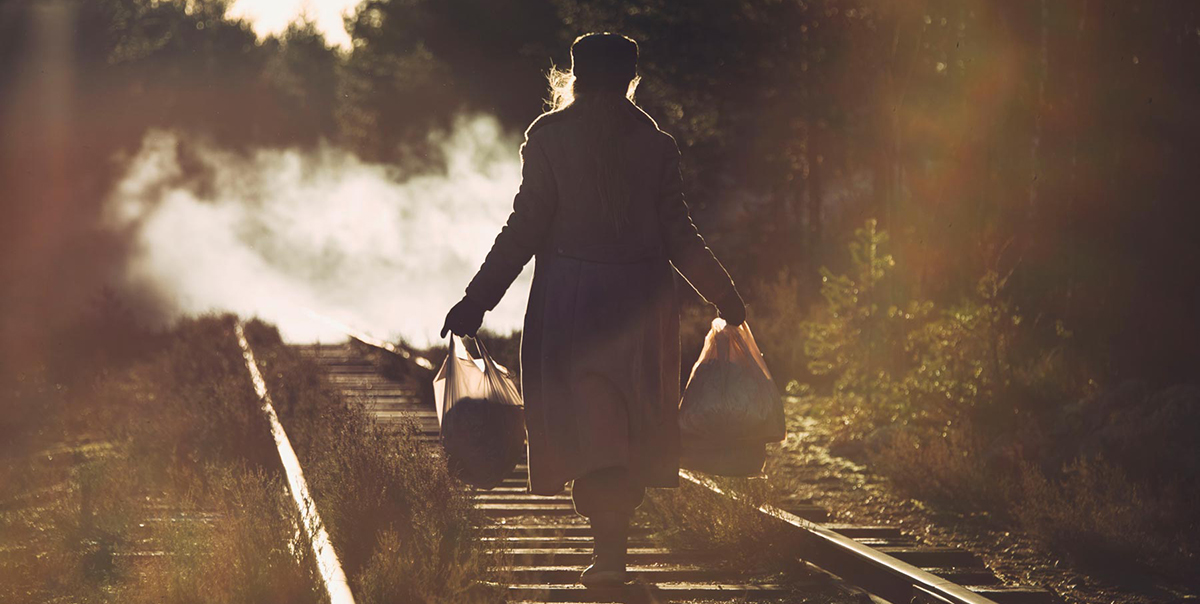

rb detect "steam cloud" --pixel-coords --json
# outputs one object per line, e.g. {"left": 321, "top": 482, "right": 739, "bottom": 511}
{"left": 106, "top": 115, "right": 530, "bottom": 345}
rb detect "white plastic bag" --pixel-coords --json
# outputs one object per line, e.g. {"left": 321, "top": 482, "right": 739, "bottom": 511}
{"left": 679, "top": 318, "right": 784, "bottom": 476}
{"left": 432, "top": 335, "right": 525, "bottom": 489}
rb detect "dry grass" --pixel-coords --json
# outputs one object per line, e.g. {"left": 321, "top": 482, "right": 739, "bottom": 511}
{"left": 128, "top": 464, "right": 323, "bottom": 604}
{"left": 865, "top": 424, "right": 1014, "bottom": 511}
{"left": 0, "top": 314, "right": 324, "bottom": 603}
{"left": 1014, "top": 458, "right": 1198, "bottom": 580}
{"left": 4, "top": 313, "right": 506, "bottom": 603}
{"left": 643, "top": 475, "right": 803, "bottom": 573}
{"left": 242, "top": 319, "right": 506, "bottom": 604}
{"left": 759, "top": 224, "right": 1200, "bottom": 582}
{"left": 861, "top": 421, "right": 1200, "bottom": 581}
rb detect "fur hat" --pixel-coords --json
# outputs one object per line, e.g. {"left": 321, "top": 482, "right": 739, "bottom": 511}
{"left": 571, "top": 33, "right": 638, "bottom": 87}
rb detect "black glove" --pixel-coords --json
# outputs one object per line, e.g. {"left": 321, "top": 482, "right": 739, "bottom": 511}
{"left": 440, "top": 296, "right": 486, "bottom": 338}
{"left": 717, "top": 292, "right": 746, "bottom": 327}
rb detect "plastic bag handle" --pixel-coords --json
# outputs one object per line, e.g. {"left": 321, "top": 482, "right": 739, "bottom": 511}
{"left": 713, "top": 318, "right": 773, "bottom": 381}
{"left": 442, "top": 335, "right": 467, "bottom": 387}
{"left": 449, "top": 335, "right": 511, "bottom": 375}
{"left": 449, "top": 334, "right": 522, "bottom": 407}
{"left": 714, "top": 325, "right": 731, "bottom": 362}
{"left": 474, "top": 338, "right": 505, "bottom": 376}
{"left": 448, "top": 334, "right": 477, "bottom": 362}
{"left": 731, "top": 322, "right": 773, "bottom": 380}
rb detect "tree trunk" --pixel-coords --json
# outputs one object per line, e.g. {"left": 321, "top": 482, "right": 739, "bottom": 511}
{"left": 807, "top": 120, "right": 824, "bottom": 260}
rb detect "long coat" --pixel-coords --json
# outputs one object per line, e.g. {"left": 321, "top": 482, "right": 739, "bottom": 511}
{"left": 465, "top": 98, "right": 740, "bottom": 496}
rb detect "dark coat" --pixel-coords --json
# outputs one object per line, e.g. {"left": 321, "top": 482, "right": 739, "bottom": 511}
{"left": 465, "top": 98, "right": 740, "bottom": 495}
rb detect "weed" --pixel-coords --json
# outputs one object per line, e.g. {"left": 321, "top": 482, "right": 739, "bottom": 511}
{"left": 243, "top": 319, "right": 506, "bottom": 603}
{"left": 129, "top": 464, "right": 324, "bottom": 604}
{"left": 0, "top": 314, "right": 324, "bottom": 603}
{"left": 643, "top": 476, "right": 802, "bottom": 572}
{"left": 1015, "top": 458, "right": 1198, "bottom": 580}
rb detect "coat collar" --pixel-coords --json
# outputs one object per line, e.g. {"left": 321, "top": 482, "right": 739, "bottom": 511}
{"left": 525, "top": 98, "right": 659, "bottom": 139}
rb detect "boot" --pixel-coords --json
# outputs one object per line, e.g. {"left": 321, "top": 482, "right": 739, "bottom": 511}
{"left": 579, "top": 512, "right": 630, "bottom": 587}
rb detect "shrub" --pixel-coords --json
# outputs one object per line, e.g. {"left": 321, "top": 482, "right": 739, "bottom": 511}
{"left": 799, "top": 219, "right": 932, "bottom": 439}
{"left": 1015, "top": 458, "right": 1197, "bottom": 579}
{"left": 799, "top": 219, "right": 1073, "bottom": 442}
{"left": 792, "top": 219, "right": 1199, "bottom": 576}
{"left": 867, "top": 423, "right": 1013, "bottom": 510}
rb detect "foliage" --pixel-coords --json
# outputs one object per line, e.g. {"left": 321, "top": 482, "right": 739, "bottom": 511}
{"left": 262, "top": 18, "right": 341, "bottom": 144}
{"left": 7, "top": 0, "right": 1200, "bottom": 386}
{"left": 798, "top": 219, "right": 1071, "bottom": 440}
{"left": 796, "top": 219, "right": 1200, "bottom": 576}
{"left": 7, "top": 0, "right": 1200, "bottom": 593}
{"left": 800, "top": 219, "right": 928, "bottom": 436}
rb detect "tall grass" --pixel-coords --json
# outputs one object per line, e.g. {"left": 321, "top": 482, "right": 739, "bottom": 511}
{"left": 643, "top": 475, "right": 803, "bottom": 572}
{"left": 242, "top": 319, "right": 506, "bottom": 604}
{"left": 128, "top": 463, "right": 324, "bottom": 604}
{"left": 0, "top": 314, "right": 324, "bottom": 603}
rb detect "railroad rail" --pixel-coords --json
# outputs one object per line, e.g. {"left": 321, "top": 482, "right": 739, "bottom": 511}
{"left": 299, "top": 336, "right": 1057, "bottom": 604}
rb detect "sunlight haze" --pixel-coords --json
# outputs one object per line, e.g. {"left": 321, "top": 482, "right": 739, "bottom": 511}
{"left": 229, "top": 0, "right": 358, "bottom": 49}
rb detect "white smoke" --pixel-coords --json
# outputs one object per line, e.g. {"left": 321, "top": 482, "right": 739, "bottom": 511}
{"left": 106, "top": 115, "right": 531, "bottom": 345}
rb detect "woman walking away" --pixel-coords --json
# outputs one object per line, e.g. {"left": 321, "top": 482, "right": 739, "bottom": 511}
{"left": 440, "top": 32, "right": 745, "bottom": 588}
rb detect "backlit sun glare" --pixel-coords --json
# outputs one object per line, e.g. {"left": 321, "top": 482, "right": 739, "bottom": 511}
{"left": 229, "top": 0, "right": 358, "bottom": 49}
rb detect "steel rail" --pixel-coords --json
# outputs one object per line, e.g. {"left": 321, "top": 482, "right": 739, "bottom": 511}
{"left": 341, "top": 328, "right": 1007, "bottom": 604}
{"left": 236, "top": 322, "right": 356, "bottom": 604}
{"left": 301, "top": 308, "right": 435, "bottom": 370}
{"left": 680, "top": 470, "right": 999, "bottom": 604}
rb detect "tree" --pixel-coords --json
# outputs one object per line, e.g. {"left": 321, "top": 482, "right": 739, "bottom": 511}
{"left": 261, "top": 18, "right": 340, "bottom": 146}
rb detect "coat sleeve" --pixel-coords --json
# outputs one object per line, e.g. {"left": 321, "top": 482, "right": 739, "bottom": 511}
{"left": 465, "top": 134, "right": 557, "bottom": 311}
{"left": 657, "top": 134, "right": 741, "bottom": 308}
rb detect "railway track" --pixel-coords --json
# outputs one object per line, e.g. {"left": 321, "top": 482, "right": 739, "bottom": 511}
{"left": 299, "top": 339, "right": 1058, "bottom": 604}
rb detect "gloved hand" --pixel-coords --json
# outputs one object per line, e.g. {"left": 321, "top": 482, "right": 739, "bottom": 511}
{"left": 440, "top": 296, "right": 486, "bottom": 338}
{"left": 717, "top": 291, "right": 746, "bottom": 327}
